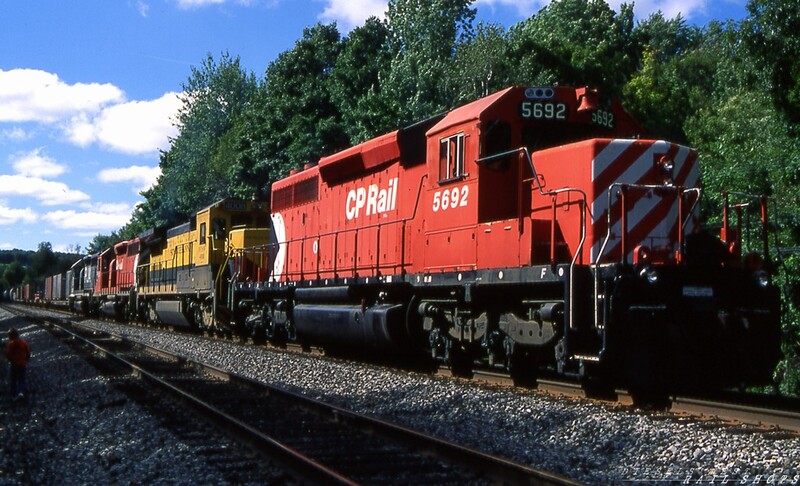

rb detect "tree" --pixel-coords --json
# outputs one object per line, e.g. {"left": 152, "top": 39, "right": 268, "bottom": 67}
{"left": 3, "top": 261, "right": 25, "bottom": 288}
{"left": 87, "top": 233, "right": 124, "bottom": 255}
{"left": 329, "top": 17, "right": 395, "bottom": 143}
{"left": 30, "top": 242, "right": 57, "bottom": 277}
{"left": 381, "top": 0, "right": 477, "bottom": 124}
{"left": 450, "top": 22, "right": 510, "bottom": 103}
{"left": 745, "top": 0, "right": 800, "bottom": 123}
{"left": 507, "top": 0, "right": 635, "bottom": 95}
{"left": 139, "top": 52, "right": 258, "bottom": 227}
{"left": 257, "top": 23, "right": 347, "bottom": 172}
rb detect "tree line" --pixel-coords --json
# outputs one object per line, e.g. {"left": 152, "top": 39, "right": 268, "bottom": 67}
{"left": 44, "top": 0, "right": 800, "bottom": 394}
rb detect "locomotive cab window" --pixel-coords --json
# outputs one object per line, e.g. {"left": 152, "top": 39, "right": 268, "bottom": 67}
{"left": 439, "top": 133, "right": 467, "bottom": 183}
{"left": 199, "top": 223, "right": 207, "bottom": 245}
{"left": 480, "top": 120, "right": 512, "bottom": 171}
{"left": 212, "top": 218, "right": 226, "bottom": 240}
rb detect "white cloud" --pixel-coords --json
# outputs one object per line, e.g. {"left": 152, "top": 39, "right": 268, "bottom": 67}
{"left": 0, "top": 204, "right": 37, "bottom": 226}
{"left": 0, "top": 68, "right": 124, "bottom": 123}
{"left": 98, "top": 165, "right": 161, "bottom": 192}
{"left": 42, "top": 203, "right": 134, "bottom": 231}
{"left": 10, "top": 148, "right": 67, "bottom": 179}
{"left": 136, "top": 1, "right": 150, "bottom": 16}
{"left": 319, "top": 0, "right": 387, "bottom": 29}
{"left": 1, "top": 127, "right": 30, "bottom": 142}
{"left": 0, "top": 175, "right": 90, "bottom": 205}
{"left": 65, "top": 92, "right": 181, "bottom": 155}
{"left": 0, "top": 69, "right": 179, "bottom": 155}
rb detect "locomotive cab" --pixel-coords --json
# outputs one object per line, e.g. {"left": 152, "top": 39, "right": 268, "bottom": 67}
{"left": 416, "top": 86, "right": 780, "bottom": 394}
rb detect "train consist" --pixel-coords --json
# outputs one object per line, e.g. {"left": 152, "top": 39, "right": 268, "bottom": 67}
{"left": 24, "top": 86, "right": 781, "bottom": 400}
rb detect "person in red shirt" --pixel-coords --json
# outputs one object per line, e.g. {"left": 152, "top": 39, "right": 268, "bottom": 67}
{"left": 5, "top": 328, "right": 31, "bottom": 400}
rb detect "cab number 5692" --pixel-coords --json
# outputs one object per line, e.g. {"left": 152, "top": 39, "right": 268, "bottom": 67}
{"left": 433, "top": 185, "right": 469, "bottom": 212}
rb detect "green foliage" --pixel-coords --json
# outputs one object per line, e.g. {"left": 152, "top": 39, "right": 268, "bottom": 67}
{"left": 772, "top": 254, "right": 800, "bottom": 396}
{"left": 259, "top": 23, "right": 348, "bottom": 173}
{"left": 451, "top": 22, "right": 511, "bottom": 103}
{"left": 381, "top": 0, "right": 477, "bottom": 123}
{"left": 329, "top": 17, "right": 394, "bottom": 143}
{"left": 87, "top": 232, "right": 124, "bottom": 255}
{"left": 507, "top": 0, "right": 635, "bottom": 94}
{"left": 2, "top": 261, "right": 25, "bottom": 288}
{"left": 0, "top": 245, "right": 81, "bottom": 292}
{"left": 745, "top": 0, "right": 800, "bottom": 123}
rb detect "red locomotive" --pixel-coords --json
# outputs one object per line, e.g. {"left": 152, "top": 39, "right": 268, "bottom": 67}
{"left": 232, "top": 86, "right": 781, "bottom": 400}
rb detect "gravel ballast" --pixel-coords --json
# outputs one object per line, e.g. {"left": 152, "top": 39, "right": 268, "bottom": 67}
{"left": 0, "top": 309, "right": 283, "bottom": 485}
{"left": 81, "top": 317, "right": 800, "bottom": 484}
{"left": 4, "top": 305, "right": 800, "bottom": 484}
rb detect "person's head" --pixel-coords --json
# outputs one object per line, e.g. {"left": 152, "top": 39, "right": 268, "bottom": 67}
{"left": 8, "top": 328, "right": 19, "bottom": 339}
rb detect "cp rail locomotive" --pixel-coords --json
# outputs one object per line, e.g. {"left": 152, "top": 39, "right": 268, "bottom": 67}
{"left": 32, "top": 86, "right": 781, "bottom": 401}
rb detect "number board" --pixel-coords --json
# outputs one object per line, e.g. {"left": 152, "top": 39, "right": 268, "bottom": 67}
{"left": 224, "top": 201, "right": 247, "bottom": 211}
{"left": 519, "top": 101, "right": 569, "bottom": 121}
{"left": 590, "top": 109, "right": 615, "bottom": 129}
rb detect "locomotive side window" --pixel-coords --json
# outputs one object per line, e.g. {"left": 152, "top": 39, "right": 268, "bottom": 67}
{"left": 213, "top": 218, "right": 226, "bottom": 239}
{"left": 481, "top": 120, "right": 512, "bottom": 171}
{"left": 439, "top": 133, "right": 466, "bottom": 182}
{"left": 199, "top": 223, "right": 207, "bottom": 245}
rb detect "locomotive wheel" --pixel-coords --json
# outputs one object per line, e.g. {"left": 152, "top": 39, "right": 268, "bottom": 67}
{"left": 448, "top": 346, "right": 474, "bottom": 379}
{"left": 629, "top": 389, "right": 671, "bottom": 410}
{"left": 195, "top": 302, "right": 215, "bottom": 331}
{"left": 509, "top": 350, "right": 538, "bottom": 388}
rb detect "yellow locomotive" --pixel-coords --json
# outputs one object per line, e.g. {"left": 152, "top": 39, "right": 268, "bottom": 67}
{"left": 136, "top": 198, "right": 270, "bottom": 332}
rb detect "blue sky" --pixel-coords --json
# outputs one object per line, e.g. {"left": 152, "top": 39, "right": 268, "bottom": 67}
{"left": 0, "top": 0, "right": 747, "bottom": 253}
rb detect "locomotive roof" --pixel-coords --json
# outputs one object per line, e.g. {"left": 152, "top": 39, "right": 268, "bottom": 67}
{"left": 317, "top": 130, "right": 401, "bottom": 182}
{"left": 314, "top": 113, "right": 443, "bottom": 184}
{"left": 427, "top": 86, "right": 516, "bottom": 136}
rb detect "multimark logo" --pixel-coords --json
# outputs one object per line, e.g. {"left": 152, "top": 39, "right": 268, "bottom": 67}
{"left": 345, "top": 177, "right": 399, "bottom": 220}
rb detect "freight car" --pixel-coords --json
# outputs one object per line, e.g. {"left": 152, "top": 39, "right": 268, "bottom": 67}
{"left": 229, "top": 86, "right": 781, "bottom": 401}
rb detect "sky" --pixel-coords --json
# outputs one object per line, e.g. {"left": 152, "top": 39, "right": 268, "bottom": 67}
{"left": 0, "top": 0, "right": 748, "bottom": 254}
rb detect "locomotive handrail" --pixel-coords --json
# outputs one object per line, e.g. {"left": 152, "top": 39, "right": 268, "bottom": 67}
{"left": 591, "top": 183, "right": 700, "bottom": 343}
{"left": 237, "top": 173, "right": 430, "bottom": 283}
{"left": 722, "top": 191, "right": 770, "bottom": 262}
{"left": 477, "top": 147, "right": 589, "bottom": 269}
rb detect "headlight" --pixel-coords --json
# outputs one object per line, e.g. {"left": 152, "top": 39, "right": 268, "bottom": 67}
{"left": 639, "top": 265, "right": 659, "bottom": 285}
{"left": 754, "top": 270, "right": 770, "bottom": 288}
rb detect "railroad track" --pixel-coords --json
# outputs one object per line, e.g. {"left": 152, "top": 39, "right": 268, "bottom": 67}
{"left": 12, "top": 304, "right": 800, "bottom": 437}
{"left": 467, "top": 369, "right": 800, "bottom": 435}
{"left": 23, "top": 310, "right": 577, "bottom": 485}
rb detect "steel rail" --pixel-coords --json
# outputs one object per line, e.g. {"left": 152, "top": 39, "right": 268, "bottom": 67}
{"left": 33, "top": 311, "right": 579, "bottom": 486}
{"left": 39, "top": 317, "right": 358, "bottom": 486}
